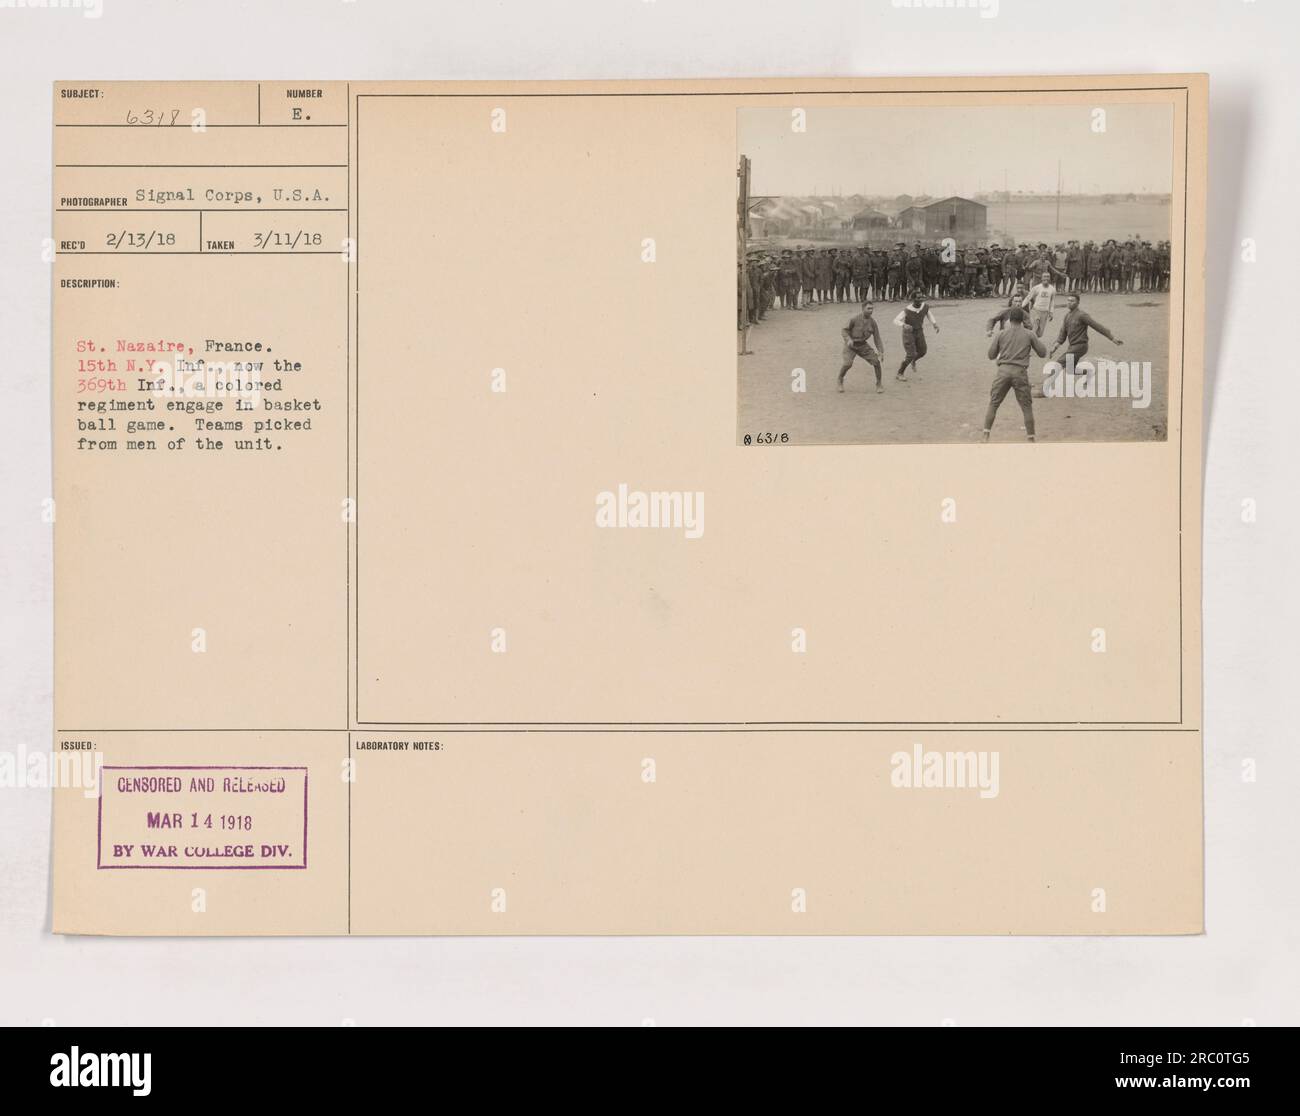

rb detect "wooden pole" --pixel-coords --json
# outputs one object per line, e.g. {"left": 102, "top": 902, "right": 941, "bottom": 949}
{"left": 738, "top": 156, "right": 751, "bottom": 351}
{"left": 1055, "top": 159, "right": 1062, "bottom": 232}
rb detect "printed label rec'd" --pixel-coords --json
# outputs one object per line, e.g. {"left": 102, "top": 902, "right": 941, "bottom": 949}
{"left": 96, "top": 765, "right": 308, "bottom": 869}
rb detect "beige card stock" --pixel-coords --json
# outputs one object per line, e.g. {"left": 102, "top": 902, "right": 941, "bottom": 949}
{"left": 51, "top": 76, "right": 1205, "bottom": 935}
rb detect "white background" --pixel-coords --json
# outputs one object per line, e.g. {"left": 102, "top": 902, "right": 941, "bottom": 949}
{"left": 1, "top": 0, "right": 1296, "bottom": 1026}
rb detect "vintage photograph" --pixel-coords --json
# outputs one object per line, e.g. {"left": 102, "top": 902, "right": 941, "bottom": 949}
{"left": 737, "top": 104, "right": 1175, "bottom": 444}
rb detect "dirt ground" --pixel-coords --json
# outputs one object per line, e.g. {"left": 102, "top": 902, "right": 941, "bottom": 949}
{"left": 737, "top": 290, "right": 1170, "bottom": 444}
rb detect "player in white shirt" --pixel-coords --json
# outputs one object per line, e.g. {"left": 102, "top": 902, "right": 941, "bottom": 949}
{"left": 890, "top": 290, "right": 940, "bottom": 382}
{"left": 1022, "top": 270, "right": 1057, "bottom": 337}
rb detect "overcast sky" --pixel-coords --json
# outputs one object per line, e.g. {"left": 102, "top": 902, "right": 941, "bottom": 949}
{"left": 740, "top": 103, "right": 1175, "bottom": 198}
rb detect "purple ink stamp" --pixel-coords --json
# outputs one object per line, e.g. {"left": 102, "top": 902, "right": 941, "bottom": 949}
{"left": 96, "top": 765, "right": 308, "bottom": 869}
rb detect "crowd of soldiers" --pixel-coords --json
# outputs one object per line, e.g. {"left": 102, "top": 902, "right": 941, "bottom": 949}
{"left": 740, "top": 237, "right": 1171, "bottom": 324}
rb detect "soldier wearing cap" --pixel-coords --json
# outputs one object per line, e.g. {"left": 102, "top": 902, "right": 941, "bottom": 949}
{"left": 815, "top": 248, "right": 833, "bottom": 306}
{"left": 939, "top": 248, "right": 956, "bottom": 299}
{"left": 1066, "top": 240, "right": 1084, "bottom": 293}
{"left": 964, "top": 246, "right": 981, "bottom": 297}
{"left": 1101, "top": 239, "right": 1119, "bottom": 291}
{"left": 800, "top": 247, "right": 818, "bottom": 308}
{"left": 887, "top": 243, "right": 905, "bottom": 302}
{"left": 999, "top": 242, "right": 1018, "bottom": 297}
{"left": 778, "top": 249, "right": 799, "bottom": 309}
{"left": 1140, "top": 240, "right": 1157, "bottom": 292}
{"left": 851, "top": 247, "right": 871, "bottom": 302}
{"left": 948, "top": 251, "right": 966, "bottom": 298}
{"left": 905, "top": 242, "right": 924, "bottom": 294}
{"left": 1119, "top": 240, "right": 1136, "bottom": 293}
{"left": 980, "top": 248, "right": 997, "bottom": 297}
{"left": 1085, "top": 240, "right": 1102, "bottom": 292}
{"left": 923, "top": 245, "right": 941, "bottom": 299}
{"left": 833, "top": 248, "right": 853, "bottom": 304}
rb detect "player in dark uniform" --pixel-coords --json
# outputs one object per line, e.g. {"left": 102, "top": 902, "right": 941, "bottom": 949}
{"left": 1049, "top": 293, "right": 1124, "bottom": 371}
{"left": 985, "top": 282, "right": 1029, "bottom": 334}
{"left": 838, "top": 300, "right": 886, "bottom": 394}
{"left": 982, "top": 307, "right": 1045, "bottom": 442}
{"left": 891, "top": 289, "right": 940, "bottom": 382}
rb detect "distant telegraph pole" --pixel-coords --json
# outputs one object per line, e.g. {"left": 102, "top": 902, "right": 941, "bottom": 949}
{"left": 1055, "top": 159, "right": 1062, "bottom": 232}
